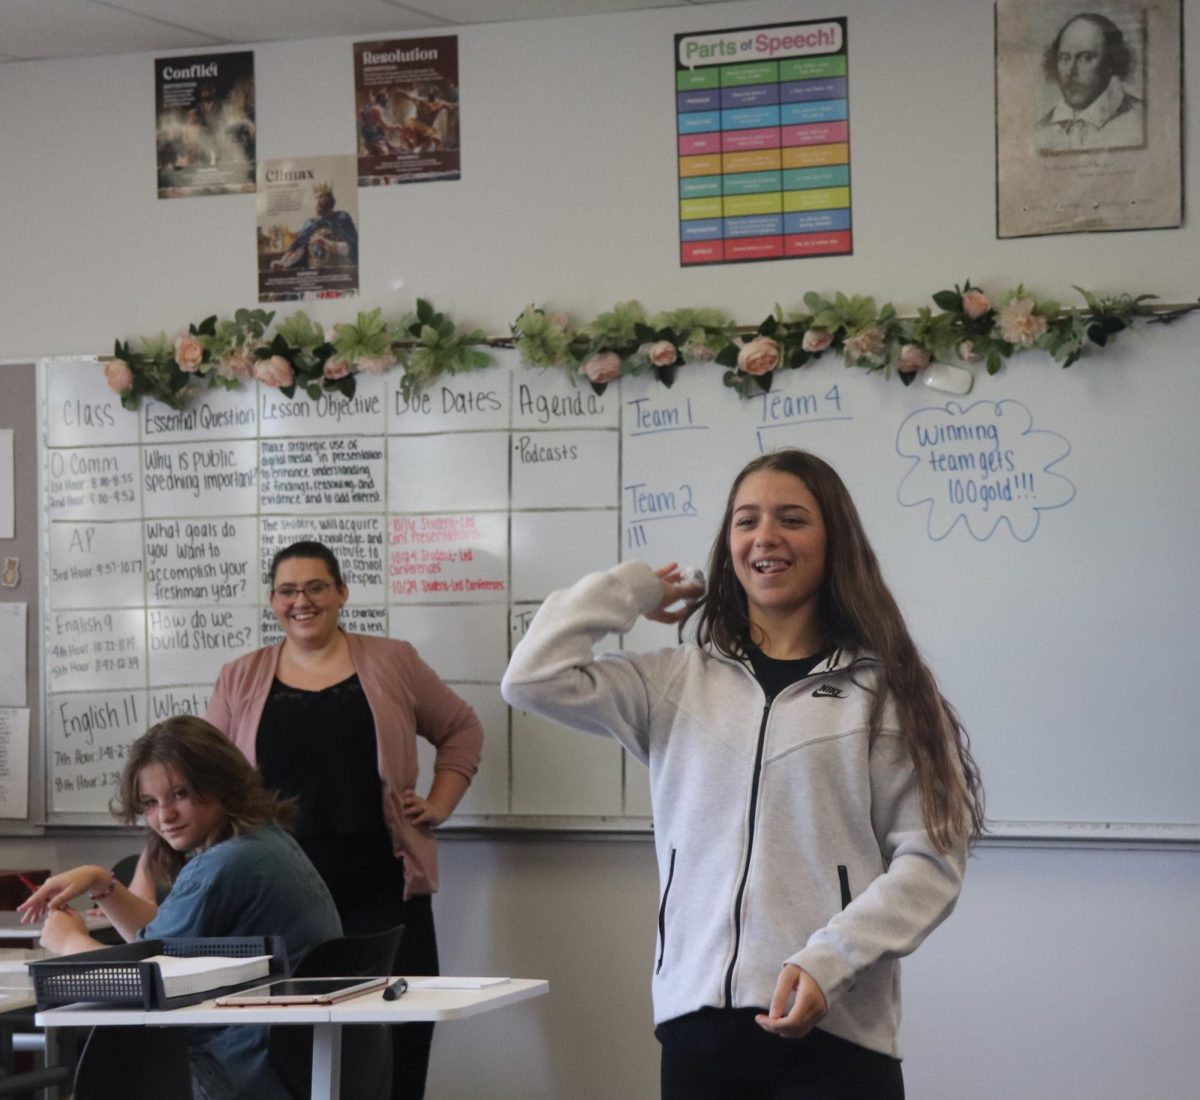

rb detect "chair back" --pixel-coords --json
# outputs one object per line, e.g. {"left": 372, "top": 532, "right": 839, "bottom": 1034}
{"left": 112, "top": 852, "right": 170, "bottom": 904}
{"left": 270, "top": 924, "right": 404, "bottom": 1100}
{"left": 293, "top": 924, "right": 404, "bottom": 979}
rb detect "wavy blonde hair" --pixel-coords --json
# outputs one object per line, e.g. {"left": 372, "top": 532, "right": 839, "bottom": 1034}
{"left": 112, "top": 715, "right": 296, "bottom": 888}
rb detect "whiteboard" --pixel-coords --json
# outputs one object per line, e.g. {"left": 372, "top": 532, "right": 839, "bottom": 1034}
{"left": 37, "top": 333, "right": 1200, "bottom": 840}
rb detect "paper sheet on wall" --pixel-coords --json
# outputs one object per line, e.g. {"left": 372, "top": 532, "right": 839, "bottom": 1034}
{"left": 0, "top": 708, "right": 30, "bottom": 819}
{"left": 0, "top": 603, "right": 27, "bottom": 706}
{"left": 0, "top": 429, "right": 13, "bottom": 538}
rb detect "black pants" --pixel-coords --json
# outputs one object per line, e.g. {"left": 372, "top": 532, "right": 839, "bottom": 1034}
{"left": 657, "top": 1008, "right": 904, "bottom": 1100}
{"left": 340, "top": 892, "right": 439, "bottom": 1100}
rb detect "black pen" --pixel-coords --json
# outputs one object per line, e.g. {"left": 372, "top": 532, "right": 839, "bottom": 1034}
{"left": 382, "top": 978, "right": 408, "bottom": 1001}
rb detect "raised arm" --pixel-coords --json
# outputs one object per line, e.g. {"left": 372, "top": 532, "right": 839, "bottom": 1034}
{"left": 18, "top": 864, "right": 159, "bottom": 951}
{"left": 500, "top": 561, "right": 701, "bottom": 760}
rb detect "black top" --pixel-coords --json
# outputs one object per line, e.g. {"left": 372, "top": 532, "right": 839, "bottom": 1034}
{"left": 257, "top": 674, "right": 404, "bottom": 907}
{"left": 746, "top": 646, "right": 832, "bottom": 702}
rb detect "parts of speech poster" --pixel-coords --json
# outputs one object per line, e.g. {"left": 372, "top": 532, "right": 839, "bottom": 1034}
{"left": 675, "top": 19, "right": 851, "bottom": 265}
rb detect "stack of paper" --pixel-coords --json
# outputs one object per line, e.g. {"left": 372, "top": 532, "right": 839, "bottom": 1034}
{"left": 146, "top": 954, "right": 272, "bottom": 998}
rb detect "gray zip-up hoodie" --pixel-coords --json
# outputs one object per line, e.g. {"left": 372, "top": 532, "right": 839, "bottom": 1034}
{"left": 501, "top": 560, "right": 966, "bottom": 1058}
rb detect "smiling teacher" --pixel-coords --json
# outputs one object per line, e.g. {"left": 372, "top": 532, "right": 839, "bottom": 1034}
{"left": 205, "top": 539, "right": 483, "bottom": 1100}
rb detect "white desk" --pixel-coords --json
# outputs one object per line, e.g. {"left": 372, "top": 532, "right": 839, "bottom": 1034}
{"left": 0, "top": 911, "right": 112, "bottom": 940}
{"left": 37, "top": 977, "right": 548, "bottom": 1099}
{"left": 0, "top": 989, "right": 36, "bottom": 1014}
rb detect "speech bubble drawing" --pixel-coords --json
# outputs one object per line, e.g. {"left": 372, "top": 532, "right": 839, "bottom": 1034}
{"left": 896, "top": 399, "right": 1075, "bottom": 541}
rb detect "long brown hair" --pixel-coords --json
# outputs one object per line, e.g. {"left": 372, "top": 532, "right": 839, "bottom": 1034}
{"left": 685, "top": 449, "right": 985, "bottom": 851}
{"left": 112, "top": 716, "right": 296, "bottom": 888}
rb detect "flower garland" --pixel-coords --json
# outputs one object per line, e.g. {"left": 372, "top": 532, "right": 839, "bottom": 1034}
{"left": 106, "top": 300, "right": 489, "bottom": 411}
{"left": 102, "top": 284, "right": 1196, "bottom": 409}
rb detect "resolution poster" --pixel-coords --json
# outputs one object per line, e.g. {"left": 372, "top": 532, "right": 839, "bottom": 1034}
{"left": 256, "top": 155, "right": 359, "bottom": 302}
{"left": 155, "top": 51, "right": 256, "bottom": 199}
{"left": 354, "top": 36, "right": 461, "bottom": 185}
{"left": 674, "top": 19, "right": 851, "bottom": 266}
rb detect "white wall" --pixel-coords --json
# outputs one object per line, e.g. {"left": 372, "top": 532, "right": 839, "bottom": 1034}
{"left": 2, "top": 0, "right": 1196, "bottom": 352}
{"left": 3, "top": 1, "right": 1198, "bottom": 1097}
{"left": 4, "top": 832, "right": 1198, "bottom": 1099}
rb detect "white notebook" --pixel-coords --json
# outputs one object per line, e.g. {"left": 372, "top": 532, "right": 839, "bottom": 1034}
{"left": 407, "top": 977, "right": 510, "bottom": 990}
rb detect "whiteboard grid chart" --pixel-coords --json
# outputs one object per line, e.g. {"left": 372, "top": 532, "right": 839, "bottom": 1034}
{"left": 38, "top": 352, "right": 636, "bottom": 825}
{"left": 36, "top": 331, "right": 1200, "bottom": 840}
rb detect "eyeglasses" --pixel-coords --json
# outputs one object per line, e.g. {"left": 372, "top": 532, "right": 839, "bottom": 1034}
{"left": 271, "top": 581, "right": 336, "bottom": 601}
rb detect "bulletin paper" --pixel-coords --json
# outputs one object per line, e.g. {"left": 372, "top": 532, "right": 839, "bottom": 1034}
{"left": 0, "top": 708, "right": 30, "bottom": 819}
{"left": 0, "top": 429, "right": 13, "bottom": 538}
{"left": 0, "top": 603, "right": 26, "bottom": 707}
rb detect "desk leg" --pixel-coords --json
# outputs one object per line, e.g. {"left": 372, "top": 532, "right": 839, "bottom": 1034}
{"left": 311, "top": 1022, "right": 342, "bottom": 1100}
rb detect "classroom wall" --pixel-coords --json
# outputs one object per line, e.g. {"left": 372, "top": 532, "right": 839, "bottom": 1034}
{"left": 2, "top": 1, "right": 1198, "bottom": 1097}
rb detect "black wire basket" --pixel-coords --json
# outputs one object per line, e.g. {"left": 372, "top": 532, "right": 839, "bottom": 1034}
{"left": 29, "top": 936, "right": 288, "bottom": 1010}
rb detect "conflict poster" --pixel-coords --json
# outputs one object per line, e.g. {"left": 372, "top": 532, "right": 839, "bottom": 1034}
{"left": 155, "top": 51, "right": 256, "bottom": 199}
{"left": 354, "top": 36, "right": 461, "bottom": 185}
{"left": 256, "top": 155, "right": 359, "bottom": 302}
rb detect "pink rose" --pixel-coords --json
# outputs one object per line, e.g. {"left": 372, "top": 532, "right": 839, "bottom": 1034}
{"left": 648, "top": 341, "right": 678, "bottom": 368}
{"left": 961, "top": 289, "right": 991, "bottom": 320}
{"left": 356, "top": 353, "right": 396, "bottom": 375}
{"left": 323, "top": 358, "right": 351, "bottom": 380}
{"left": 217, "top": 346, "right": 257, "bottom": 381}
{"left": 897, "top": 344, "right": 931, "bottom": 374}
{"left": 551, "top": 313, "right": 570, "bottom": 329}
{"left": 174, "top": 334, "right": 205, "bottom": 373}
{"left": 737, "top": 336, "right": 781, "bottom": 376}
{"left": 957, "top": 340, "right": 982, "bottom": 363}
{"left": 843, "top": 325, "right": 886, "bottom": 364}
{"left": 254, "top": 354, "right": 295, "bottom": 389}
{"left": 104, "top": 359, "right": 134, "bottom": 394}
{"left": 801, "top": 328, "right": 833, "bottom": 353}
{"left": 580, "top": 351, "right": 622, "bottom": 384}
{"left": 997, "top": 297, "right": 1047, "bottom": 346}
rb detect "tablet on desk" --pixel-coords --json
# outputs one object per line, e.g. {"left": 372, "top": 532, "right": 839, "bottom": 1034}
{"left": 214, "top": 977, "right": 386, "bottom": 1006}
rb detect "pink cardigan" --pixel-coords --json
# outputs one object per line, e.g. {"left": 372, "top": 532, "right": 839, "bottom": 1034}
{"left": 205, "top": 632, "right": 483, "bottom": 898}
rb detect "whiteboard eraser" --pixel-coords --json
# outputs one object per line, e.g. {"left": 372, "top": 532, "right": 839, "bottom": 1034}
{"left": 923, "top": 362, "right": 974, "bottom": 395}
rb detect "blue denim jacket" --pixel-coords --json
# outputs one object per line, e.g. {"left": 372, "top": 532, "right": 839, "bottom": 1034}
{"left": 142, "top": 825, "right": 342, "bottom": 1100}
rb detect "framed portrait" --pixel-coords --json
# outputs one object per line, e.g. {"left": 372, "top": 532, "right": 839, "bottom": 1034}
{"left": 995, "top": 0, "right": 1181, "bottom": 237}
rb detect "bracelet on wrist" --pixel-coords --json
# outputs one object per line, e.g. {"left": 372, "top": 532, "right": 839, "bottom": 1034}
{"left": 89, "top": 875, "right": 116, "bottom": 902}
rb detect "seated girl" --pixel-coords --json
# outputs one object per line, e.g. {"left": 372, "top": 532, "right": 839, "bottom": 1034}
{"left": 18, "top": 715, "right": 343, "bottom": 1100}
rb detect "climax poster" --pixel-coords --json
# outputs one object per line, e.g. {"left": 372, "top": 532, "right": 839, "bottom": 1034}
{"left": 155, "top": 51, "right": 256, "bottom": 199}
{"left": 256, "top": 155, "right": 359, "bottom": 302}
{"left": 353, "top": 36, "right": 461, "bottom": 185}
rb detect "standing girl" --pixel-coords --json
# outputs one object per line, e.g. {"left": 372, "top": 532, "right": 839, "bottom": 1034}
{"left": 502, "top": 449, "right": 984, "bottom": 1099}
